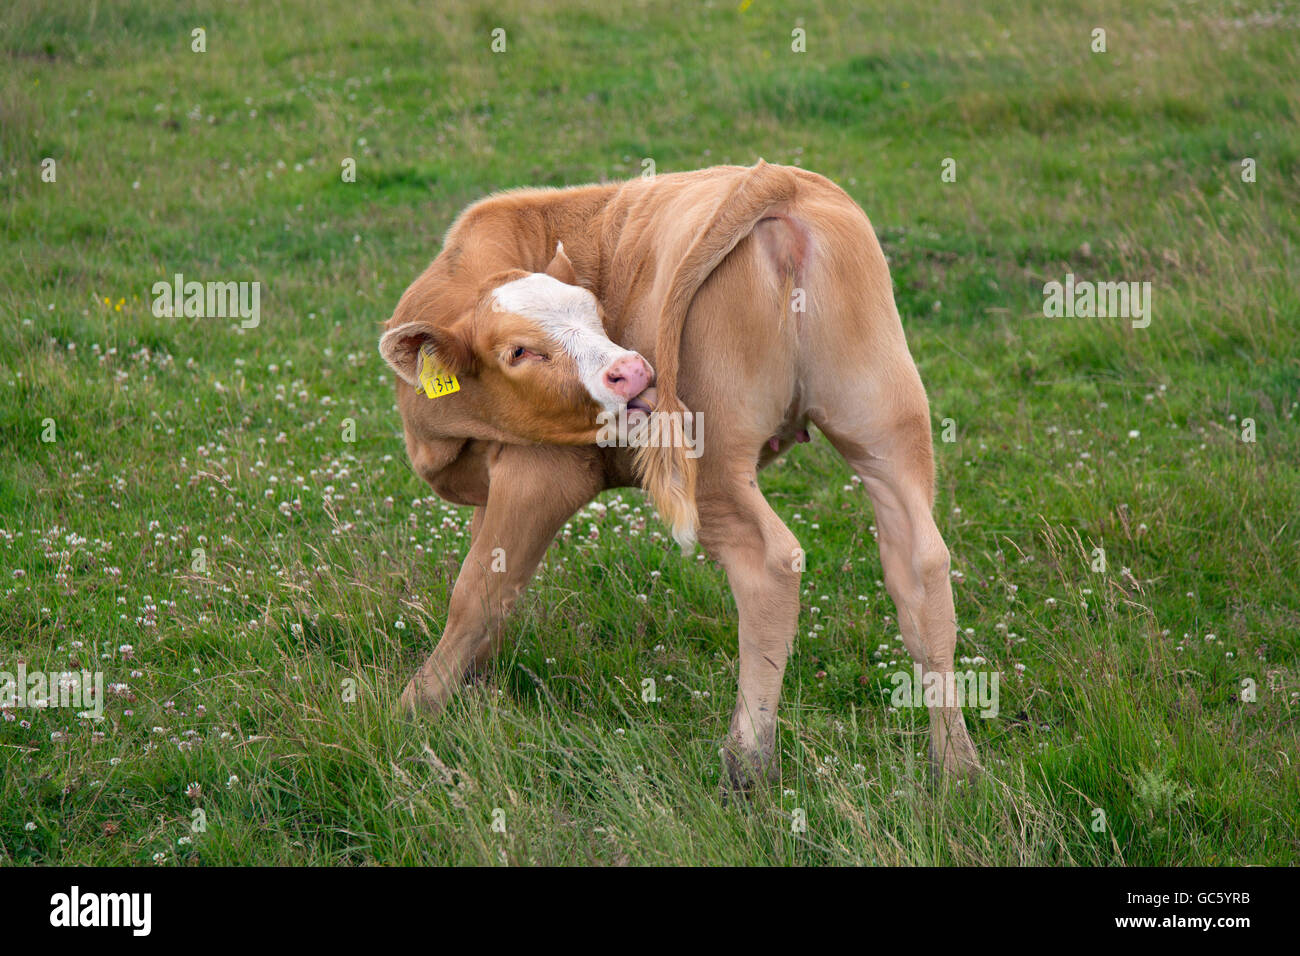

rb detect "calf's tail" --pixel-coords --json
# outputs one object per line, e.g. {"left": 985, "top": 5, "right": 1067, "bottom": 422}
{"left": 636, "top": 160, "right": 800, "bottom": 551}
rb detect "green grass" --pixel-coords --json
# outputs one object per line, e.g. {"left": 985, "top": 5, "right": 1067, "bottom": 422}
{"left": 1, "top": 0, "right": 1297, "bottom": 865}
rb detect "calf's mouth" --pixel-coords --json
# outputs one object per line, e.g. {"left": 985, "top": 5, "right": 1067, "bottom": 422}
{"left": 626, "top": 386, "right": 657, "bottom": 416}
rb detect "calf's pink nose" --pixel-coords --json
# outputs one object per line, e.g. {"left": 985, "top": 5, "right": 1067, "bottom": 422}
{"left": 601, "top": 354, "right": 652, "bottom": 401}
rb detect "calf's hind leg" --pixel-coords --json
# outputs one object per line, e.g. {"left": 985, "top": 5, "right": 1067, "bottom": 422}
{"left": 812, "top": 367, "right": 981, "bottom": 779}
{"left": 697, "top": 477, "right": 802, "bottom": 790}
{"left": 399, "top": 445, "right": 604, "bottom": 714}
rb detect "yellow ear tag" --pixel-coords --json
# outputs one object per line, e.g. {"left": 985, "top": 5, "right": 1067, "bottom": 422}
{"left": 418, "top": 345, "right": 460, "bottom": 399}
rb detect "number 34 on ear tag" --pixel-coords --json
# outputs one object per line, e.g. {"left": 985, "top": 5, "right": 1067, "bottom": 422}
{"left": 418, "top": 345, "right": 461, "bottom": 399}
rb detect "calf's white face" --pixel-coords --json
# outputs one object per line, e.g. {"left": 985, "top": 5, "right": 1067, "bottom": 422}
{"left": 492, "top": 272, "right": 652, "bottom": 412}
{"left": 380, "top": 243, "right": 655, "bottom": 447}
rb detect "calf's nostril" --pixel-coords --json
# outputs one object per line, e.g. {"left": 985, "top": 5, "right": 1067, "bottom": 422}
{"left": 601, "top": 356, "right": 650, "bottom": 400}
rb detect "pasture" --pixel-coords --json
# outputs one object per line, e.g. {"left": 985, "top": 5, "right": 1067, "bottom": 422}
{"left": 1, "top": 0, "right": 1297, "bottom": 865}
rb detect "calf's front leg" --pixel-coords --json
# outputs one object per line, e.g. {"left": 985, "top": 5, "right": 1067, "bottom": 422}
{"left": 399, "top": 445, "right": 605, "bottom": 714}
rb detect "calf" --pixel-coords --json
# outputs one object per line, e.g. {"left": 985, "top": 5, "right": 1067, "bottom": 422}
{"left": 380, "top": 162, "right": 980, "bottom": 788}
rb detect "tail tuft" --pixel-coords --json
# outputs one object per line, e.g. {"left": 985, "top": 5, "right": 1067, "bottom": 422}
{"left": 632, "top": 395, "right": 699, "bottom": 553}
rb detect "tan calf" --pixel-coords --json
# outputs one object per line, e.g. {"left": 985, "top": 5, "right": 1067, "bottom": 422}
{"left": 380, "top": 162, "right": 981, "bottom": 788}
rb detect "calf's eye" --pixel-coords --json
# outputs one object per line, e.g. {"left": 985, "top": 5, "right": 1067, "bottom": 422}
{"left": 507, "top": 346, "right": 546, "bottom": 366}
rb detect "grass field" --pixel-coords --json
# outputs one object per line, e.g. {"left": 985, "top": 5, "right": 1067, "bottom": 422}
{"left": 2, "top": 0, "right": 1298, "bottom": 866}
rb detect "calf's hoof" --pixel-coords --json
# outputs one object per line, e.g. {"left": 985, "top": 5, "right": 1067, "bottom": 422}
{"left": 397, "top": 674, "right": 443, "bottom": 717}
{"left": 719, "top": 738, "right": 777, "bottom": 797}
{"left": 929, "top": 735, "right": 983, "bottom": 785}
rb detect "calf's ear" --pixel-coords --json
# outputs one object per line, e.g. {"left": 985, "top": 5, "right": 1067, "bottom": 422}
{"left": 544, "top": 241, "right": 578, "bottom": 285}
{"left": 379, "top": 318, "right": 476, "bottom": 387}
